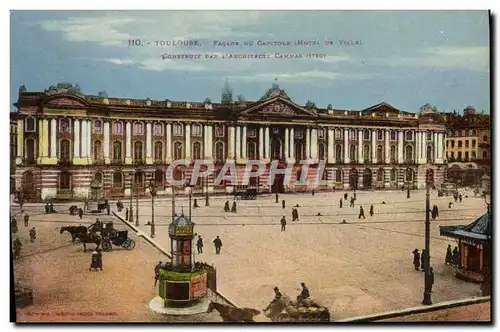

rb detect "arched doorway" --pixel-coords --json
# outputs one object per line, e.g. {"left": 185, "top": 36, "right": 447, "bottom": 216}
{"left": 271, "top": 138, "right": 283, "bottom": 160}
{"left": 349, "top": 168, "right": 358, "bottom": 190}
{"left": 22, "top": 171, "right": 35, "bottom": 193}
{"left": 272, "top": 163, "right": 286, "bottom": 193}
{"left": 426, "top": 169, "right": 434, "bottom": 186}
{"left": 249, "top": 165, "right": 259, "bottom": 188}
{"left": 363, "top": 168, "right": 372, "bottom": 188}
{"left": 406, "top": 168, "right": 415, "bottom": 185}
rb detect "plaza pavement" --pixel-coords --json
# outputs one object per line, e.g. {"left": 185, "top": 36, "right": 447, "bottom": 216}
{"left": 12, "top": 188, "right": 487, "bottom": 322}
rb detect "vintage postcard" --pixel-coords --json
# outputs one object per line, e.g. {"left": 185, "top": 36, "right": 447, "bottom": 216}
{"left": 10, "top": 10, "right": 491, "bottom": 323}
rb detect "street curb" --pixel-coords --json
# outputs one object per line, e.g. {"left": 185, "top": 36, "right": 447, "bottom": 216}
{"left": 336, "top": 296, "right": 491, "bottom": 322}
{"left": 112, "top": 212, "right": 239, "bottom": 309}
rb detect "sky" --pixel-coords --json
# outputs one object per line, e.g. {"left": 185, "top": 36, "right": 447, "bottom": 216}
{"left": 10, "top": 10, "right": 490, "bottom": 113}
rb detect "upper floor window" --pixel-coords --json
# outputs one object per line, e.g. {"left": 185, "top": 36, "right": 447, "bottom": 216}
{"left": 295, "top": 129, "right": 303, "bottom": 139}
{"left": 405, "top": 131, "right": 413, "bottom": 141}
{"left": 451, "top": 140, "right": 455, "bottom": 148}
{"left": 472, "top": 130, "right": 477, "bottom": 136}
{"left": 59, "top": 118, "right": 71, "bottom": 133}
{"left": 458, "top": 140, "right": 463, "bottom": 148}
{"left": 133, "top": 122, "right": 143, "bottom": 135}
{"left": 363, "top": 130, "right": 370, "bottom": 140}
{"left": 112, "top": 122, "right": 123, "bottom": 135}
{"left": 461, "top": 130, "right": 466, "bottom": 137}
{"left": 469, "top": 130, "right": 474, "bottom": 137}
{"left": 377, "top": 130, "right": 383, "bottom": 140}
{"left": 427, "top": 132, "right": 432, "bottom": 141}
{"left": 215, "top": 124, "right": 224, "bottom": 137}
{"left": 465, "top": 140, "right": 469, "bottom": 148}
{"left": 472, "top": 139, "right": 476, "bottom": 148}
{"left": 390, "top": 131, "right": 397, "bottom": 141}
{"left": 93, "top": 119, "right": 102, "bottom": 134}
{"left": 192, "top": 124, "right": 202, "bottom": 137}
{"left": 153, "top": 123, "right": 163, "bottom": 136}
{"left": 173, "top": 123, "right": 183, "bottom": 136}
{"left": 483, "top": 135, "right": 488, "bottom": 142}
{"left": 335, "top": 129, "right": 342, "bottom": 139}
{"left": 248, "top": 128, "right": 257, "bottom": 138}
{"left": 25, "top": 117, "right": 36, "bottom": 132}
{"left": 349, "top": 130, "right": 356, "bottom": 140}
{"left": 318, "top": 128, "right": 325, "bottom": 139}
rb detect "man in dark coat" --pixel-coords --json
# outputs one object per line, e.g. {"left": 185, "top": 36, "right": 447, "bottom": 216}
{"left": 369, "top": 205, "right": 374, "bottom": 217}
{"left": 421, "top": 249, "right": 428, "bottom": 272}
{"left": 413, "top": 249, "right": 421, "bottom": 271}
{"left": 448, "top": 202, "right": 453, "bottom": 209}
{"left": 339, "top": 198, "right": 343, "bottom": 208}
{"left": 154, "top": 261, "right": 162, "bottom": 286}
{"left": 282, "top": 200, "right": 286, "bottom": 209}
{"left": 280, "top": 216, "right": 287, "bottom": 232}
{"left": 231, "top": 201, "right": 237, "bottom": 213}
{"left": 445, "top": 245, "right": 452, "bottom": 265}
{"left": 96, "top": 249, "right": 103, "bottom": 270}
{"left": 294, "top": 208, "right": 299, "bottom": 221}
{"left": 434, "top": 205, "right": 439, "bottom": 217}
{"left": 452, "top": 246, "right": 460, "bottom": 266}
{"left": 24, "top": 213, "right": 29, "bottom": 227}
{"left": 11, "top": 217, "right": 18, "bottom": 234}
{"left": 358, "top": 206, "right": 365, "bottom": 219}
{"left": 213, "top": 236, "right": 222, "bottom": 254}
{"left": 312, "top": 189, "right": 315, "bottom": 196}
{"left": 78, "top": 208, "right": 83, "bottom": 219}
{"left": 224, "top": 201, "right": 230, "bottom": 212}
{"left": 344, "top": 193, "right": 348, "bottom": 200}
{"left": 45, "top": 203, "right": 50, "bottom": 214}
{"left": 459, "top": 194, "right": 462, "bottom": 203}
{"left": 291, "top": 208, "right": 296, "bottom": 222}
{"left": 196, "top": 235, "right": 203, "bottom": 254}
{"left": 299, "top": 282, "right": 310, "bottom": 300}
{"left": 350, "top": 197, "right": 355, "bottom": 207}
{"left": 29, "top": 227, "right": 36, "bottom": 242}
{"left": 106, "top": 203, "right": 110, "bottom": 215}
{"left": 193, "top": 199, "right": 199, "bottom": 208}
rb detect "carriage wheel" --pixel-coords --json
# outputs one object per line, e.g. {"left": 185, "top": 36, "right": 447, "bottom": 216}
{"left": 123, "top": 238, "right": 135, "bottom": 250}
{"left": 101, "top": 241, "right": 112, "bottom": 252}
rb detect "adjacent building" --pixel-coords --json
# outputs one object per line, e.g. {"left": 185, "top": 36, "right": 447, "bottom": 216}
{"left": 443, "top": 106, "right": 491, "bottom": 185}
{"left": 10, "top": 112, "right": 18, "bottom": 193}
{"left": 13, "top": 83, "right": 447, "bottom": 201}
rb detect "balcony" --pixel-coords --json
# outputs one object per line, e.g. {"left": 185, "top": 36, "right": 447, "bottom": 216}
{"left": 111, "top": 159, "right": 124, "bottom": 165}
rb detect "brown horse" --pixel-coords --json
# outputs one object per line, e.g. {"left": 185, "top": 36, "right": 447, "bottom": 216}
{"left": 60, "top": 226, "right": 88, "bottom": 242}
{"left": 60, "top": 226, "right": 100, "bottom": 252}
{"left": 207, "top": 301, "right": 260, "bottom": 322}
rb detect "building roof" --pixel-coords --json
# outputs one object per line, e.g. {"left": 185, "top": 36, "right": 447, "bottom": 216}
{"left": 440, "top": 213, "right": 491, "bottom": 244}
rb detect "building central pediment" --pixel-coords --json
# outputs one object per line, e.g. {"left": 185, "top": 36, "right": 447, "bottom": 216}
{"left": 240, "top": 97, "right": 317, "bottom": 118}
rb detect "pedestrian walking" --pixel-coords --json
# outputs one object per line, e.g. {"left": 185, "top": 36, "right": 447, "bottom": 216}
{"left": 452, "top": 246, "right": 460, "bottom": 266}
{"left": 84, "top": 198, "right": 89, "bottom": 212}
{"left": 412, "top": 249, "right": 421, "bottom": 271}
{"left": 369, "top": 205, "right": 374, "bottom": 217}
{"left": 196, "top": 235, "right": 203, "bottom": 254}
{"left": 339, "top": 198, "right": 343, "bottom": 208}
{"left": 434, "top": 205, "right": 439, "bottom": 218}
{"left": 445, "top": 245, "right": 452, "bottom": 265}
{"left": 224, "top": 201, "right": 230, "bottom": 212}
{"left": 291, "top": 208, "right": 296, "bottom": 222}
{"left": 459, "top": 194, "right": 462, "bottom": 203}
{"left": 312, "top": 189, "right": 315, "bottom": 196}
{"left": 78, "top": 208, "right": 83, "bottom": 219}
{"left": 24, "top": 213, "right": 29, "bottom": 227}
{"left": 154, "top": 261, "right": 162, "bottom": 286}
{"left": 344, "top": 193, "right": 348, "bottom": 200}
{"left": 358, "top": 206, "right": 365, "bottom": 219}
{"left": 29, "top": 227, "right": 36, "bottom": 242}
{"left": 280, "top": 216, "right": 287, "bottom": 232}
{"left": 231, "top": 201, "right": 237, "bottom": 213}
{"left": 448, "top": 202, "right": 453, "bottom": 209}
{"left": 213, "top": 236, "right": 222, "bottom": 254}
{"left": 282, "top": 200, "right": 286, "bottom": 209}
{"left": 96, "top": 248, "right": 103, "bottom": 270}
{"left": 295, "top": 208, "right": 299, "bottom": 221}
{"left": 106, "top": 203, "right": 110, "bottom": 215}
{"left": 421, "top": 249, "right": 428, "bottom": 272}
{"left": 193, "top": 199, "right": 199, "bottom": 208}
{"left": 350, "top": 197, "right": 355, "bottom": 207}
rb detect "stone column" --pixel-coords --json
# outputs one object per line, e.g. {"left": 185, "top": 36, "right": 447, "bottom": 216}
{"left": 357, "top": 129, "right": 363, "bottom": 163}
{"left": 73, "top": 119, "right": 80, "bottom": 159}
{"left": 207, "top": 124, "right": 213, "bottom": 159}
{"left": 146, "top": 122, "right": 152, "bottom": 164}
{"left": 385, "top": 130, "right": 390, "bottom": 164}
{"left": 203, "top": 125, "right": 208, "bottom": 158}
{"left": 305, "top": 128, "right": 311, "bottom": 159}
{"left": 125, "top": 122, "right": 132, "bottom": 164}
{"left": 228, "top": 126, "right": 235, "bottom": 159}
{"left": 344, "top": 128, "right": 350, "bottom": 163}
{"left": 185, "top": 124, "right": 191, "bottom": 160}
{"left": 104, "top": 121, "right": 110, "bottom": 164}
{"left": 166, "top": 123, "right": 172, "bottom": 163}
{"left": 371, "top": 129, "right": 377, "bottom": 163}
{"left": 398, "top": 130, "right": 404, "bottom": 164}
{"left": 264, "top": 127, "right": 270, "bottom": 159}
{"left": 289, "top": 128, "right": 295, "bottom": 161}
{"left": 50, "top": 118, "right": 57, "bottom": 159}
{"left": 415, "top": 130, "right": 420, "bottom": 164}
{"left": 259, "top": 127, "right": 264, "bottom": 159}
{"left": 284, "top": 128, "right": 289, "bottom": 159}
{"left": 80, "top": 119, "right": 88, "bottom": 159}
{"left": 242, "top": 126, "right": 247, "bottom": 159}
{"left": 311, "top": 128, "right": 318, "bottom": 160}
{"left": 328, "top": 128, "right": 335, "bottom": 163}
{"left": 235, "top": 126, "right": 241, "bottom": 160}
{"left": 87, "top": 120, "right": 92, "bottom": 163}
{"left": 16, "top": 119, "right": 23, "bottom": 165}
{"left": 421, "top": 131, "right": 426, "bottom": 161}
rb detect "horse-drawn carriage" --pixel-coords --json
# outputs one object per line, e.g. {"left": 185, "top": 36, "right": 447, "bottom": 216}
{"left": 234, "top": 188, "right": 258, "bottom": 200}
{"left": 438, "top": 182, "right": 458, "bottom": 197}
{"left": 263, "top": 294, "right": 331, "bottom": 322}
{"left": 101, "top": 230, "right": 135, "bottom": 252}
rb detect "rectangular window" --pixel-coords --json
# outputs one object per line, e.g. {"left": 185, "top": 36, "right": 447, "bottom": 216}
{"left": 427, "top": 133, "right": 432, "bottom": 141}
{"left": 215, "top": 125, "right": 224, "bottom": 137}
{"left": 458, "top": 140, "right": 463, "bottom": 148}
{"left": 173, "top": 124, "right": 183, "bottom": 136}
{"left": 133, "top": 122, "right": 143, "bottom": 135}
{"left": 247, "top": 128, "right": 257, "bottom": 138}
{"left": 363, "top": 130, "right": 370, "bottom": 140}
{"left": 458, "top": 151, "right": 462, "bottom": 160}
{"left": 113, "top": 122, "right": 122, "bottom": 134}
{"left": 349, "top": 130, "right": 356, "bottom": 140}
{"left": 390, "top": 131, "right": 396, "bottom": 141}
{"left": 405, "top": 131, "right": 413, "bottom": 141}
{"left": 295, "top": 129, "right": 303, "bottom": 139}
{"left": 153, "top": 123, "right": 163, "bottom": 136}
{"left": 471, "top": 151, "right": 476, "bottom": 159}
{"left": 192, "top": 124, "right": 202, "bottom": 136}
{"left": 377, "top": 131, "right": 383, "bottom": 140}
{"left": 451, "top": 152, "right": 454, "bottom": 158}
{"left": 465, "top": 151, "right": 469, "bottom": 160}
{"left": 465, "top": 140, "right": 469, "bottom": 148}
{"left": 25, "top": 117, "right": 36, "bottom": 132}
{"left": 451, "top": 140, "right": 455, "bottom": 148}
{"left": 93, "top": 120, "right": 102, "bottom": 134}
{"left": 472, "top": 139, "right": 476, "bottom": 148}
{"left": 318, "top": 128, "right": 325, "bottom": 139}
{"left": 335, "top": 129, "right": 342, "bottom": 140}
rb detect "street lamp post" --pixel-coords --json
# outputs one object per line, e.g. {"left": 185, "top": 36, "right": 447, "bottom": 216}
{"left": 275, "top": 190, "right": 279, "bottom": 203}
{"left": 135, "top": 170, "right": 140, "bottom": 227}
{"left": 407, "top": 183, "right": 411, "bottom": 199}
{"left": 149, "top": 180, "right": 157, "bottom": 238}
{"left": 205, "top": 174, "right": 210, "bottom": 206}
{"left": 187, "top": 184, "right": 193, "bottom": 220}
{"left": 422, "top": 182, "right": 432, "bottom": 305}
{"left": 129, "top": 171, "right": 134, "bottom": 223}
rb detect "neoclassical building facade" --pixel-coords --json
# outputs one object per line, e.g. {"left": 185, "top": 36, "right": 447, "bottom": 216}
{"left": 14, "top": 84, "right": 447, "bottom": 201}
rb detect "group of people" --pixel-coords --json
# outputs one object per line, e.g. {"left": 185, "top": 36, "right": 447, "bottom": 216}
{"left": 224, "top": 201, "right": 237, "bottom": 213}
{"left": 412, "top": 248, "right": 430, "bottom": 272}
{"left": 11, "top": 212, "right": 37, "bottom": 258}
{"left": 430, "top": 205, "right": 439, "bottom": 220}
{"left": 445, "top": 245, "right": 461, "bottom": 267}
{"left": 195, "top": 235, "right": 223, "bottom": 255}
{"left": 44, "top": 202, "right": 56, "bottom": 214}
{"left": 116, "top": 200, "right": 124, "bottom": 212}
{"left": 264, "top": 282, "right": 311, "bottom": 311}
